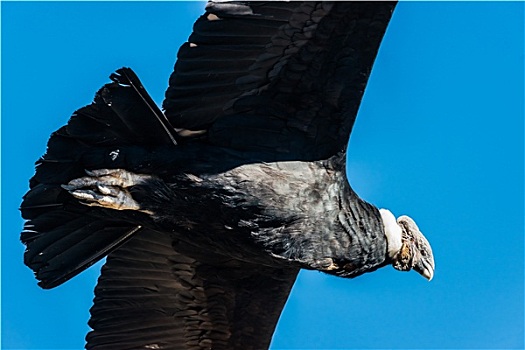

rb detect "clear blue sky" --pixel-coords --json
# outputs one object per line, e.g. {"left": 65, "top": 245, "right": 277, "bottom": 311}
{"left": 2, "top": 2, "right": 523, "bottom": 349}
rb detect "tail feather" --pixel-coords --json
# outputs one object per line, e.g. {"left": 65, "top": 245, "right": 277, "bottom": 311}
{"left": 37, "top": 224, "right": 143, "bottom": 289}
{"left": 101, "top": 68, "right": 178, "bottom": 146}
{"left": 21, "top": 67, "right": 175, "bottom": 289}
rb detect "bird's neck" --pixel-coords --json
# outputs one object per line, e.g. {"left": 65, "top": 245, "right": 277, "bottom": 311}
{"left": 330, "top": 152, "right": 403, "bottom": 264}
{"left": 309, "top": 153, "right": 391, "bottom": 277}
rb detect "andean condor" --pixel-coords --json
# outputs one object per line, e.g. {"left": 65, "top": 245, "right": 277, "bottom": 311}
{"left": 21, "top": 1, "right": 435, "bottom": 349}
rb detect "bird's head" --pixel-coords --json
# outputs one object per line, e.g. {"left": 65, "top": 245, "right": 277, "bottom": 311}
{"left": 380, "top": 210, "right": 435, "bottom": 281}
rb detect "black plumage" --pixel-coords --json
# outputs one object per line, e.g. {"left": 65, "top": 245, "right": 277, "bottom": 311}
{"left": 20, "top": 2, "right": 434, "bottom": 349}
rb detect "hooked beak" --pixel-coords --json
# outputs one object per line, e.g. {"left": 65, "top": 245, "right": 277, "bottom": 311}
{"left": 413, "top": 257, "right": 435, "bottom": 281}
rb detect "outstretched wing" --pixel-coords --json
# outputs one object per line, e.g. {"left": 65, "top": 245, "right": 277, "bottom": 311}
{"left": 164, "top": 1, "right": 396, "bottom": 160}
{"left": 86, "top": 228, "right": 298, "bottom": 350}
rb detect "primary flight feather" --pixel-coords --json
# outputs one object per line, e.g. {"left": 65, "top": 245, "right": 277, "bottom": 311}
{"left": 21, "top": 2, "right": 434, "bottom": 349}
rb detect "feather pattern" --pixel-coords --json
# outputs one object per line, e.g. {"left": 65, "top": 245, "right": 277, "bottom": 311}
{"left": 21, "top": 68, "right": 178, "bottom": 288}
{"left": 164, "top": 1, "right": 396, "bottom": 159}
{"left": 87, "top": 228, "right": 298, "bottom": 350}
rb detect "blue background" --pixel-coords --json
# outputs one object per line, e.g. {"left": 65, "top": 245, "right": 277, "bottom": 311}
{"left": 2, "top": 2, "right": 523, "bottom": 349}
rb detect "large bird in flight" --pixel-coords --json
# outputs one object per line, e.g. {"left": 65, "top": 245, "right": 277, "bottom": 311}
{"left": 21, "top": 1, "right": 435, "bottom": 349}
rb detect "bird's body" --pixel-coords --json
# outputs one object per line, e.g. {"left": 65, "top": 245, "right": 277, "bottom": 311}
{"left": 20, "top": 1, "right": 434, "bottom": 349}
{"left": 104, "top": 153, "right": 388, "bottom": 275}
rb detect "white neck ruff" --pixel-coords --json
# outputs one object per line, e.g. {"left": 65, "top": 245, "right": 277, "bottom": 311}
{"left": 379, "top": 209, "right": 402, "bottom": 258}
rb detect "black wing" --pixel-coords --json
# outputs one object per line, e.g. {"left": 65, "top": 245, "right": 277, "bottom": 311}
{"left": 86, "top": 228, "right": 298, "bottom": 350}
{"left": 164, "top": 1, "right": 396, "bottom": 160}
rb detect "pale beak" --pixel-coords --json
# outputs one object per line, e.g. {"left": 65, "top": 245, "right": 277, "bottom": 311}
{"left": 414, "top": 259, "right": 434, "bottom": 281}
